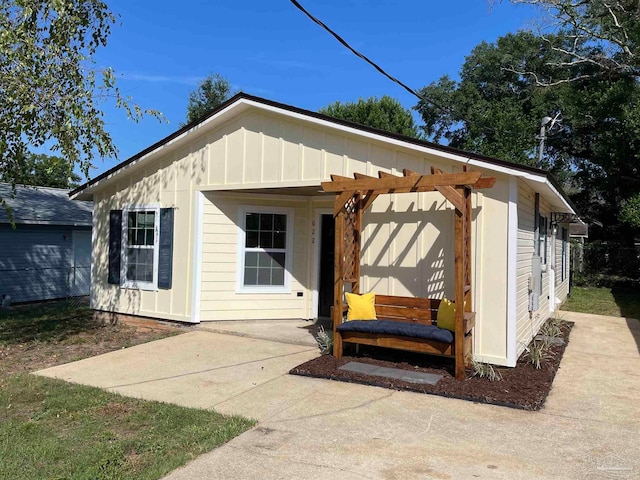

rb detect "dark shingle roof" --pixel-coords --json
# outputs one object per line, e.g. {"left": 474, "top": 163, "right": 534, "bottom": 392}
{"left": 0, "top": 183, "right": 92, "bottom": 226}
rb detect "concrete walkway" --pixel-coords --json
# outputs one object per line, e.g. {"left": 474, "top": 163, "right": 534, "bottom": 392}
{"left": 198, "top": 318, "right": 329, "bottom": 348}
{"left": 36, "top": 312, "right": 640, "bottom": 479}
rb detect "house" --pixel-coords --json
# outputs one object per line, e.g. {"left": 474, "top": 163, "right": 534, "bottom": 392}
{"left": 70, "top": 93, "right": 577, "bottom": 367}
{"left": 0, "top": 183, "right": 92, "bottom": 303}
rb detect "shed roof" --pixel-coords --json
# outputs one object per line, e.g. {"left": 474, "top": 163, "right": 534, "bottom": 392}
{"left": 0, "top": 183, "right": 92, "bottom": 226}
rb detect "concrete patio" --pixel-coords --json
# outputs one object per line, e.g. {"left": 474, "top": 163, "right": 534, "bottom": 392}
{"left": 36, "top": 312, "right": 640, "bottom": 479}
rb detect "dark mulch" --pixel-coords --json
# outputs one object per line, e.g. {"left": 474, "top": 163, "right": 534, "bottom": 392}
{"left": 290, "top": 322, "right": 573, "bottom": 411}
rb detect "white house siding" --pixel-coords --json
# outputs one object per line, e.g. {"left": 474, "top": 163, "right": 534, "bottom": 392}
{"left": 516, "top": 180, "right": 561, "bottom": 357}
{"left": 554, "top": 223, "right": 570, "bottom": 304}
{"left": 200, "top": 193, "right": 313, "bottom": 320}
{"left": 90, "top": 106, "right": 512, "bottom": 363}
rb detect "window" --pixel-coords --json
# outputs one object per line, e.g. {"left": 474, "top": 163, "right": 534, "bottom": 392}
{"left": 537, "top": 215, "right": 548, "bottom": 264}
{"left": 238, "top": 207, "right": 293, "bottom": 292}
{"left": 122, "top": 206, "right": 159, "bottom": 289}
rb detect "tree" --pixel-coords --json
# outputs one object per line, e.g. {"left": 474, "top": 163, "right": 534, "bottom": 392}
{"left": 0, "top": 0, "right": 160, "bottom": 195}
{"left": 319, "top": 96, "right": 421, "bottom": 138}
{"left": 417, "top": 33, "right": 574, "bottom": 169}
{"left": 620, "top": 193, "right": 640, "bottom": 229}
{"left": 509, "top": 0, "right": 640, "bottom": 82}
{"left": 184, "top": 74, "right": 234, "bottom": 125}
{"left": 415, "top": 31, "right": 640, "bottom": 241}
{"left": 0, "top": 153, "right": 82, "bottom": 189}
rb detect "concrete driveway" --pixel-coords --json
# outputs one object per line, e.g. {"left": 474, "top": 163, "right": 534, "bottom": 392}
{"left": 36, "top": 312, "right": 640, "bottom": 479}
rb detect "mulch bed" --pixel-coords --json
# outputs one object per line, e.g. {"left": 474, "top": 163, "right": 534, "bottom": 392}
{"left": 290, "top": 322, "right": 573, "bottom": 411}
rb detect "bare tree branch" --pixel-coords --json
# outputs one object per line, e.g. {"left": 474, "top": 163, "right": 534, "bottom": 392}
{"left": 508, "top": 0, "right": 640, "bottom": 81}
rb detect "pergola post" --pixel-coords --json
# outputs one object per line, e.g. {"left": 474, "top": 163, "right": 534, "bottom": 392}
{"left": 454, "top": 186, "right": 467, "bottom": 380}
{"left": 333, "top": 199, "right": 345, "bottom": 358}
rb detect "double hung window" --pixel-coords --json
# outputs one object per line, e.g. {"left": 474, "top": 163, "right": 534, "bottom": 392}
{"left": 122, "top": 206, "right": 159, "bottom": 289}
{"left": 238, "top": 207, "right": 292, "bottom": 292}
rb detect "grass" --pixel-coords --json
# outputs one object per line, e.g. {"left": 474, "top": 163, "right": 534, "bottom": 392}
{"left": 0, "top": 301, "right": 256, "bottom": 479}
{"left": 562, "top": 286, "right": 640, "bottom": 319}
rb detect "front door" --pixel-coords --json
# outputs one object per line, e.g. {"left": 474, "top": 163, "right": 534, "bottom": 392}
{"left": 318, "top": 214, "right": 335, "bottom": 318}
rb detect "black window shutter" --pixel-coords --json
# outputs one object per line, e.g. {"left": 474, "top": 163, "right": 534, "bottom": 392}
{"left": 108, "top": 210, "right": 122, "bottom": 285}
{"left": 158, "top": 208, "right": 174, "bottom": 289}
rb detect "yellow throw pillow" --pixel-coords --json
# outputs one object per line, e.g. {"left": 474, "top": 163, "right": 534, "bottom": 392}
{"left": 437, "top": 297, "right": 456, "bottom": 331}
{"left": 345, "top": 292, "right": 377, "bottom": 321}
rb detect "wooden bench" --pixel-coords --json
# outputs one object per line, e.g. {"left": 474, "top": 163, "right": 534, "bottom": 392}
{"left": 333, "top": 295, "right": 474, "bottom": 376}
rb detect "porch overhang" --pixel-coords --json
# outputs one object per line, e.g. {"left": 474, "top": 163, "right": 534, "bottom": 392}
{"left": 195, "top": 181, "right": 333, "bottom": 197}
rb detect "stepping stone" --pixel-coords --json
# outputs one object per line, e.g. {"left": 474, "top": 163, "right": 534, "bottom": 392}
{"left": 535, "top": 334, "right": 565, "bottom": 346}
{"left": 339, "top": 361, "right": 443, "bottom": 385}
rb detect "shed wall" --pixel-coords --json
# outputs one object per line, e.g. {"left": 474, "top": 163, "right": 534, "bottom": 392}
{"left": 0, "top": 224, "right": 91, "bottom": 302}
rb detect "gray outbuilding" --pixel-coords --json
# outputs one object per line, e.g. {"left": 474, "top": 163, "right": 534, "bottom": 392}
{"left": 0, "top": 183, "right": 92, "bottom": 303}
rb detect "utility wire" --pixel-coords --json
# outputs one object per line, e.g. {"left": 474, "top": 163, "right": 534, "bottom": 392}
{"left": 289, "top": 0, "right": 450, "bottom": 113}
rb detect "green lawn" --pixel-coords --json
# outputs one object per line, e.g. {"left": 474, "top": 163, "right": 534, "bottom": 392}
{"left": 0, "top": 302, "right": 256, "bottom": 479}
{"left": 562, "top": 286, "right": 640, "bottom": 319}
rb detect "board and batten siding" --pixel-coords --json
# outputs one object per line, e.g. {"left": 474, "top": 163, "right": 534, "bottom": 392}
{"left": 90, "top": 106, "right": 514, "bottom": 364}
{"left": 91, "top": 144, "right": 201, "bottom": 322}
{"left": 0, "top": 224, "right": 91, "bottom": 302}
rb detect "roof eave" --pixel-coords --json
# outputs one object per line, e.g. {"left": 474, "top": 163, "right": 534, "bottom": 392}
{"left": 69, "top": 92, "right": 576, "bottom": 215}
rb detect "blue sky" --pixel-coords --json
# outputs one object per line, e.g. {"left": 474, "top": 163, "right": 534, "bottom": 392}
{"left": 86, "top": 0, "right": 536, "bottom": 179}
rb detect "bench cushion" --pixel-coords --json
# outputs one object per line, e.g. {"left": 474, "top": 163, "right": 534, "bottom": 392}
{"left": 337, "top": 319, "right": 454, "bottom": 344}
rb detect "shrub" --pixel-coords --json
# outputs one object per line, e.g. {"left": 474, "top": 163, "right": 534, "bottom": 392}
{"left": 315, "top": 326, "right": 333, "bottom": 354}
{"left": 470, "top": 359, "right": 502, "bottom": 381}
{"left": 540, "top": 317, "right": 566, "bottom": 338}
{"left": 524, "top": 339, "right": 555, "bottom": 369}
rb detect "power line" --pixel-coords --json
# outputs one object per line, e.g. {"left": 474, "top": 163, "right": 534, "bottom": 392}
{"left": 289, "top": 0, "right": 449, "bottom": 113}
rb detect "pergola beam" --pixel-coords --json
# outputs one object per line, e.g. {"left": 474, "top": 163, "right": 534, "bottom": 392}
{"left": 322, "top": 171, "right": 482, "bottom": 193}
{"left": 334, "top": 191, "right": 355, "bottom": 216}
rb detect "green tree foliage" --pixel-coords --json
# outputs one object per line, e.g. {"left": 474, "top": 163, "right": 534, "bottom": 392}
{"left": 415, "top": 31, "right": 640, "bottom": 240}
{"left": 0, "top": 0, "right": 161, "bottom": 193}
{"left": 620, "top": 193, "right": 640, "bottom": 229}
{"left": 184, "top": 74, "right": 234, "bottom": 125}
{"left": 0, "top": 153, "right": 82, "bottom": 189}
{"left": 417, "top": 33, "right": 576, "bottom": 171}
{"left": 320, "top": 96, "right": 421, "bottom": 138}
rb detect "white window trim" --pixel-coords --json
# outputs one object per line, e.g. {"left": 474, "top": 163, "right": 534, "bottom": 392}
{"left": 236, "top": 205, "right": 294, "bottom": 294}
{"left": 121, "top": 204, "right": 160, "bottom": 291}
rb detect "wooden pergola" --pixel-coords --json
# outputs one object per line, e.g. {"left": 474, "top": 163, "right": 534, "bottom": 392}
{"left": 321, "top": 166, "right": 496, "bottom": 379}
